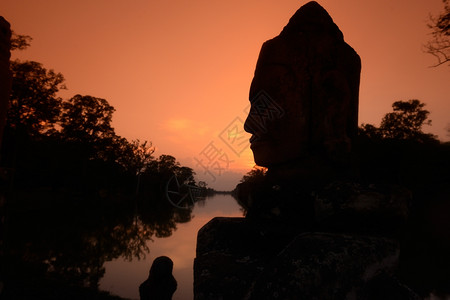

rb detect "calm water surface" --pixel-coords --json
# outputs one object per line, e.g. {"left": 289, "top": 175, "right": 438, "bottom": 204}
{"left": 99, "top": 194, "right": 243, "bottom": 300}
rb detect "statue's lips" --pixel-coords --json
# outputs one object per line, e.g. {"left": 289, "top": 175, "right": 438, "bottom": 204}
{"left": 249, "top": 135, "right": 259, "bottom": 143}
{"left": 249, "top": 135, "right": 271, "bottom": 149}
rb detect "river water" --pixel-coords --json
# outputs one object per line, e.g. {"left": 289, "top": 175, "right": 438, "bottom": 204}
{"left": 99, "top": 194, "right": 243, "bottom": 300}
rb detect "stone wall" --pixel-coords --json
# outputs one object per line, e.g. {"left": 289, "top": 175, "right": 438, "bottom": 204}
{"left": 0, "top": 16, "right": 11, "bottom": 148}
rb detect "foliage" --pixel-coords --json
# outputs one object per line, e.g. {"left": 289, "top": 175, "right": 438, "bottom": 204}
{"left": 359, "top": 99, "right": 436, "bottom": 142}
{"left": 145, "top": 154, "right": 195, "bottom": 184}
{"left": 3, "top": 58, "right": 195, "bottom": 192}
{"left": 60, "top": 94, "right": 115, "bottom": 143}
{"left": 8, "top": 60, "right": 65, "bottom": 136}
{"left": 425, "top": 0, "right": 450, "bottom": 66}
{"left": 10, "top": 31, "right": 32, "bottom": 51}
{"left": 153, "top": 154, "right": 181, "bottom": 175}
{"left": 380, "top": 99, "right": 434, "bottom": 140}
{"left": 358, "top": 123, "right": 382, "bottom": 140}
{"left": 115, "top": 139, "right": 155, "bottom": 175}
{"left": 240, "top": 166, "right": 267, "bottom": 184}
{"left": 234, "top": 166, "right": 267, "bottom": 216}
{"left": 357, "top": 100, "right": 443, "bottom": 187}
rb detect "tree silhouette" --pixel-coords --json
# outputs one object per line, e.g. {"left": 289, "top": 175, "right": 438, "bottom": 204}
{"left": 360, "top": 100, "right": 436, "bottom": 142}
{"left": 379, "top": 100, "right": 435, "bottom": 141}
{"left": 234, "top": 166, "right": 267, "bottom": 216}
{"left": 425, "top": 0, "right": 450, "bottom": 67}
{"left": 115, "top": 139, "right": 155, "bottom": 176}
{"left": 60, "top": 94, "right": 115, "bottom": 143}
{"left": 10, "top": 31, "right": 32, "bottom": 51}
{"left": 155, "top": 155, "right": 180, "bottom": 173}
{"left": 8, "top": 60, "right": 65, "bottom": 136}
{"left": 143, "top": 154, "right": 195, "bottom": 185}
{"left": 358, "top": 123, "right": 382, "bottom": 140}
{"left": 240, "top": 166, "right": 267, "bottom": 184}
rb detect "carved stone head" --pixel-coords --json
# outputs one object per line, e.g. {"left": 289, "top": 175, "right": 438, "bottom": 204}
{"left": 244, "top": 1, "right": 361, "bottom": 170}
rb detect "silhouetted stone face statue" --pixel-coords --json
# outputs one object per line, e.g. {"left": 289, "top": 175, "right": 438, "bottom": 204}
{"left": 194, "top": 3, "right": 420, "bottom": 299}
{"left": 194, "top": 3, "right": 418, "bottom": 299}
{"left": 244, "top": 1, "right": 361, "bottom": 174}
{"left": 139, "top": 256, "right": 177, "bottom": 300}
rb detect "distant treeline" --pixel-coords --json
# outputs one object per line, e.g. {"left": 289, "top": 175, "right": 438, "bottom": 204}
{"left": 1, "top": 58, "right": 199, "bottom": 201}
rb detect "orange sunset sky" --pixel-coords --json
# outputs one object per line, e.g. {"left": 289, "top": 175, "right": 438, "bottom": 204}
{"left": 1, "top": 0, "right": 449, "bottom": 190}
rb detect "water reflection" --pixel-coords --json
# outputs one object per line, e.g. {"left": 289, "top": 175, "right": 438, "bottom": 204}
{"left": 2, "top": 186, "right": 196, "bottom": 298}
{"left": 100, "top": 194, "right": 243, "bottom": 300}
{"left": 2, "top": 187, "right": 241, "bottom": 299}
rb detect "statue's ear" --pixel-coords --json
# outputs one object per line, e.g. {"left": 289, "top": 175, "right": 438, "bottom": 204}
{"left": 321, "top": 70, "right": 351, "bottom": 105}
{"left": 312, "top": 69, "right": 352, "bottom": 160}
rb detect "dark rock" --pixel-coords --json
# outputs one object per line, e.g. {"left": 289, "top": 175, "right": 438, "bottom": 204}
{"left": 195, "top": 182, "right": 415, "bottom": 298}
{"left": 313, "top": 182, "right": 411, "bottom": 235}
{"left": 245, "top": 232, "right": 418, "bottom": 300}
{"left": 358, "top": 273, "right": 422, "bottom": 300}
{"left": 195, "top": 220, "right": 420, "bottom": 299}
{"left": 237, "top": 178, "right": 411, "bottom": 236}
{"left": 194, "top": 217, "right": 296, "bottom": 300}
{"left": 238, "top": 179, "right": 316, "bottom": 230}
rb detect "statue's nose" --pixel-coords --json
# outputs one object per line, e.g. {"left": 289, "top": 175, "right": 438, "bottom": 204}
{"left": 244, "top": 114, "right": 256, "bottom": 135}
